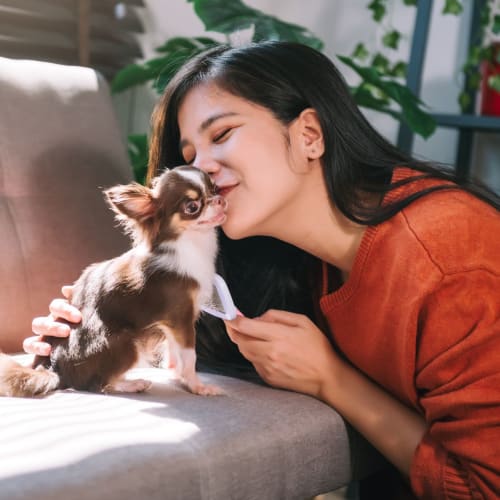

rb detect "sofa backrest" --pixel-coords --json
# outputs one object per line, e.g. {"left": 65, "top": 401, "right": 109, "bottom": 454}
{"left": 0, "top": 57, "right": 134, "bottom": 352}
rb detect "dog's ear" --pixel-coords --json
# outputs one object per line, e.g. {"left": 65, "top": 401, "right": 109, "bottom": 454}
{"left": 104, "top": 182, "right": 156, "bottom": 222}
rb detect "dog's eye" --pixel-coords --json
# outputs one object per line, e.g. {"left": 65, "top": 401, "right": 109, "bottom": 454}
{"left": 182, "top": 199, "right": 202, "bottom": 215}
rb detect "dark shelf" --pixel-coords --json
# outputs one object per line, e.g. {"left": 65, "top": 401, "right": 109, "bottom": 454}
{"left": 432, "top": 113, "right": 500, "bottom": 131}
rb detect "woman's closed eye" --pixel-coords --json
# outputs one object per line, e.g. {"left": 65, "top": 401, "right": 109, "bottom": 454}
{"left": 213, "top": 128, "right": 232, "bottom": 143}
{"left": 180, "top": 126, "right": 236, "bottom": 163}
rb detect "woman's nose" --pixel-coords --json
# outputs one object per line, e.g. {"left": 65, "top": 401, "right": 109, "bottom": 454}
{"left": 193, "top": 155, "right": 220, "bottom": 175}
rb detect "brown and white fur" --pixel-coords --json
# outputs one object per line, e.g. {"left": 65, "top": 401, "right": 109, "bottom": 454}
{"left": 0, "top": 166, "right": 226, "bottom": 397}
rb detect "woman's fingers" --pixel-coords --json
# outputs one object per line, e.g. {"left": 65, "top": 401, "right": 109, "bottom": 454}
{"left": 225, "top": 311, "right": 301, "bottom": 341}
{"left": 26, "top": 315, "right": 70, "bottom": 356}
{"left": 31, "top": 315, "right": 71, "bottom": 337}
{"left": 26, "top": 287, "right": 80, "bottom": 356}
{"left": 23, "top": 336, "right": 51, "bottom": 356}
{"left": 61, "top": 285, "right": 74, "bottom": 301}
{"left": 48, "top": 298, "right": 82, "bottom": 323}
{"left": 257, "top": 309, "right": 306, "bottom": 326}
{"left": 225, "top": 316, "right": 271, "bottom": 341}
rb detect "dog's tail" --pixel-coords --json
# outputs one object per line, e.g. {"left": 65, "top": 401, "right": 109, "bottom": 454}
{"left": 0, "top": 353, "right": 59, "bottom": 397}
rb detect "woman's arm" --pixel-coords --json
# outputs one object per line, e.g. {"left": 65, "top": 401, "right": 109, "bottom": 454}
{"left": 225, "top": 309, "right": 426, "bottom": 476}
{"left": 319, "top": 352, "right": 426, "bottom": 476}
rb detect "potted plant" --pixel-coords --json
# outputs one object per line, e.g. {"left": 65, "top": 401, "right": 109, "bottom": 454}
{"left": 459, "top": 0, "right": 500, "bottom": 115}
{"left": 111, "top": 0, "right": 437, "bottom": 183}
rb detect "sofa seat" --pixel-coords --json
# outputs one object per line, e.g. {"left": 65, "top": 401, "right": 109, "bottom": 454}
{"left": 0, "top": 357, "right": 360, "bottom": 500}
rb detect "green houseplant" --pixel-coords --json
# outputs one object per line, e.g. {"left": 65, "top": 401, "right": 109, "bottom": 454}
{"left": 459, "top": 0, "right": 500, "bottom": 113}
{"left": 112, "top": 0, "right": 437, "bottom": 183}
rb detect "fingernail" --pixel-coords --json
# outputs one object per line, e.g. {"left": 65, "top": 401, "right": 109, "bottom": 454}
{"left": 40, "top": 345, "right": 51, "bottom": 356}
{"left": 70, "top": 312, "right": 81, "bottom": 322}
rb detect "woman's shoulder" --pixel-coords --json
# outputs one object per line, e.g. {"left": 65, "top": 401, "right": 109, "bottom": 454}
{"left": 397, "top": 187, "right": 499, "bottom": 276}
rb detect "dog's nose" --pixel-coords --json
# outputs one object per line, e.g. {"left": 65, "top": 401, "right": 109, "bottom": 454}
{"left": 208, "top": 195, "right": 227, "bottom": 210}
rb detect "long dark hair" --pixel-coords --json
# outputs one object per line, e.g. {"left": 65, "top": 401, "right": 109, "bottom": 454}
{"left": 147, "top": 41, "right": 499, "bottom": 371}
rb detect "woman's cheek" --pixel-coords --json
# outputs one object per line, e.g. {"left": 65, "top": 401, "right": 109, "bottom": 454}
{"left": 221, "top": 205, "right": 256, "bottom": 240}
{"left": 221, "top": 211, "right": 248, "bottom": 239}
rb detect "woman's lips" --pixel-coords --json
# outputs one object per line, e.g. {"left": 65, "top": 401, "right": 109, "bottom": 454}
{"left": 216, "top": 184, "right": 237, "bottom": 197}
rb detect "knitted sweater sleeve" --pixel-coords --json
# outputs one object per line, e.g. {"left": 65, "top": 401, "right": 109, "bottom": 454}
{"left": 410, "top": 269, "right": 500, "bottom": 499}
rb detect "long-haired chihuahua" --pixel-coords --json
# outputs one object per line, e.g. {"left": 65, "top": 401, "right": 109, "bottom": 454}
{"left": 0, "top": 166, "right": 226, "bottom": 397}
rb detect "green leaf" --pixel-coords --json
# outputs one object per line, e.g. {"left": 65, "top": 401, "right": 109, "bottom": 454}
{"left": 352, "top": 42, "right": 370, "bottom": 61}
{"left": 463, "top": 45, "right": 483, "bottom": 69}
{"left": 488, "top": 74, "right": 500, "bottom": 92}
{"left": 338, "top": 55, "right": 436, "bottom": 138}
{"left": 127, "top": 134, "right": 149, "bottom": 185}
{"left": 371, "top": 53, "right": 390, "bottom": 74}
{"left": 480, "top": 3, "right": 491, "bottom": 27}
{"left": 466, "top": 72, "right": 481, "bottom": 90}
{"left": 191, "top": 0, "right": 323, "bottom": 50}
{"left": 382, "top": 30, "right": 401, "bottom": 50}
{"left": 458, "top": 91, "right": 470, "bottom": 112}
{"left": 389, "top": 61, "right": 407, "bottom": 78}
{"left": 481, "top": 45, "right": 495, "bottom": 62}
{"left": 368, "top": 0, "right": 386, "bottom": 22}
{"left": 353, "top": 85, "right": 402, "bottom": 120}
{"left": 151, "top": 36, "right": 221, "bottom": 93}
{"left": 194, "top": 36, "right": 221, "bottom": 46}
{"left": 442, "top": 0, "right": 463, "bottom": 15}
{"left": 402, "top": 0, "right": 417, "bottom": 6}
{"left": 111, "top": 56, "right": 173, "bottom": 93}
{"left": 151, "top": 47, "right": 212, "bottom": 94}
{"left": 111, "top": 36, "right": 220, "bottom": 94}
{"left": 359, "top": 82, "right": 391, "bottom": 105}
{"left": 492, "top": 15, "right": 500, "bottom": 35}
{"left": 155, "top": 37, "right": 199, "bottom": 53}
{"left": 192, "top": 0, "right": 257, "bottom": 33}
{"left": 252, "top": 18, "right": 323, "bottom": 50}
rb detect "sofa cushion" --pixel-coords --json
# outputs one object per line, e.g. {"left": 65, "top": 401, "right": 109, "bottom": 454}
{"left": 0, "top": 57, "right": 133, "bottom": 352}
{"left": 0, "top": 361, "right": 379, "bottom": 500}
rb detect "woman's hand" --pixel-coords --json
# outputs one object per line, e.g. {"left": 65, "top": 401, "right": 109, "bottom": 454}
{"left": 24, "top": 286, "right": 81, "bottom": 356}
{"left": 227, "top": 310, "right": 427, "bottom": 477}
{"left": 225, "top": 309, "right": 340, "bottom": 398}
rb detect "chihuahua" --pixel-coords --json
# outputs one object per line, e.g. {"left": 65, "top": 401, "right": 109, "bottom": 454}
{"left": 0, "top": 166, "right": 226, "bottom": 397}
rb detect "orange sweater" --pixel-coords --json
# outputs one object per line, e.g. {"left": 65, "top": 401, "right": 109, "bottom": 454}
{"left": 319, "top": 168, "right": 500, "bottom": 499}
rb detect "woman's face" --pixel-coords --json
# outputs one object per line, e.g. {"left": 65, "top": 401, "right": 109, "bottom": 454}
{"left": 177, "top": 83, "right": 310, "bottom": 240}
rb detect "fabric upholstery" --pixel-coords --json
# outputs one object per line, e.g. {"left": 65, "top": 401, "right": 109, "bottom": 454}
{"left": 0, "top": 57, "right": 132, "bottom": 352}
{"left": 0, "top": 362, "right": 361, "bottom": 500}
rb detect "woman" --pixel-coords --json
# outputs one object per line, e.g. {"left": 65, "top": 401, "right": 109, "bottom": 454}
{"left": 26, "top": 42, "right": 500, "bottom": 499}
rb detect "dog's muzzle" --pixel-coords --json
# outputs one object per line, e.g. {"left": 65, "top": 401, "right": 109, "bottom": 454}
{"left": 207, "top": 195, "right": 228, "bottom": 210}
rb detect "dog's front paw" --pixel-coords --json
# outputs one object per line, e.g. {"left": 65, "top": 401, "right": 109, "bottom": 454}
{"left": 105, "top": 378, "right": 153, "bottom": 393}
{"left": 187, "top": 382, "right": 225, "bottom": 396}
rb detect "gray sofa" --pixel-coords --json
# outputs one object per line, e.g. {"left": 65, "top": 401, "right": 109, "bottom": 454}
{"left": 0, "top": 57, "right": 383, "bottom": 500}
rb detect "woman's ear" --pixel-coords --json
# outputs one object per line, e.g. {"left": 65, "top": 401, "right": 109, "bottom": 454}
{"left": 294, "top": 108, "right": 325, "bottom": 160}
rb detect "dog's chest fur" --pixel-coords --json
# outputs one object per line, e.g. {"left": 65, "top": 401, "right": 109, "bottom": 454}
{"left": 155, "top": 228, "right": 218, "bottom": 307}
